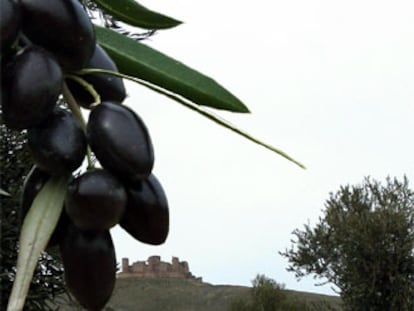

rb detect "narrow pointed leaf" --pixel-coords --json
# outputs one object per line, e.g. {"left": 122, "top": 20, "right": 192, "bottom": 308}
{"left": 79, "top": 68, "right": 306, "bottom": 169}
{"left": 0, "top": 188, "right": 11, "bottom": 196}
{"left": 7, "top": 176, "right": 67, "bottom": 311}
{"left": 95, "top": 26, "right": 250, "bottom": 113}
{"left": 92, "top": 0, "right": 182, "bottom": 29}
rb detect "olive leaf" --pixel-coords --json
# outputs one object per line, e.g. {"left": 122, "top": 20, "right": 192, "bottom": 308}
{"left": 94, "top": 26, "right": 250, "bottom": 113}
{"left": 0, "top": 188, "right": 11, "bottom": 196}
{"left": 7, "top": 177, "right": 67, "bottom": 311}
{"left": 92, "top": 0, "right": 182, "bottom": 29}
{"left": 78, "top": 68, "right": 306, "bottom": 169}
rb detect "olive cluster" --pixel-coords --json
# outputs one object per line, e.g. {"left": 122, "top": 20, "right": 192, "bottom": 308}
{"left": 1, "top": 0, "right": 169, "bottom": 310}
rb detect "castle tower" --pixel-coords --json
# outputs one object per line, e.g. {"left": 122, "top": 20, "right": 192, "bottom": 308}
{"left": 148, "top": 255, "right": 161, "bottom": 272}
{"left": 180, "top": 261, "right": 189, "bottom": 273}
{"left": 122, "top": 258, "right": 129, "bottom": 273}
{"left": 148, "top": 255, "right": 161, "bottom": 265}
{"left": 172, "top": 257, "right": 179, "bottom": 269}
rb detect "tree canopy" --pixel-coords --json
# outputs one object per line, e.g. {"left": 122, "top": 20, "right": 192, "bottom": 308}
{"left": 280, "top": 176, "right": 414, "bottom": 311}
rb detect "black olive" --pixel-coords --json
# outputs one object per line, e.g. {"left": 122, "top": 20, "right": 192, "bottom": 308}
{"left": 87, "top": 101, "right": 154, "bottom": 182}
{"left": 20, "top": 0, "right": 95, "bottom": 70}
{"left": 65, "top": 169, "right": 127, "bottom": 230}
{"left": 27, "top": 109, "right": 86, "bottom": 176}
{"left": 60, "top": 224, "right": 116, "bottom": 311}
{"left": 1, "top": 0, "right": 21, "bottom": 52}
{"left": 66, "top": 44, "right": 126, "bottom": 108}
{"left": 1, "top": 46, "right": 62, "bottom": 129}
{"left": 121, "top": 174, "right": 169, "bottom": 245}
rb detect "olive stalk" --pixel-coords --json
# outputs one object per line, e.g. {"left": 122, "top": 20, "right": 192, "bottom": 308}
{"left": 65, "top": 74, "right": 101, "bottom": 105}
{"left": 77, "top": 68, "right": 306, "bottom": 169}
{"left": 62, "top": 82, "right": 95, "bottom": 170}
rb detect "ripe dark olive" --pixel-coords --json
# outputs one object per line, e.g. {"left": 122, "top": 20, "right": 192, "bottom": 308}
{"left": 65, "top": 169, "right": 127, "bottom": 230}
{"left": 87, "top": 102, "right": 154, "bottom": 181}
{"left": 20, "top": 0, "right": 95, "bottom": 70}
{"left": 2, "top": 46, "right": 62, "bottom": 129}
{"left": 47, "top": 210, "right": 70, "bottom": 248}
{"left": 121, "top": 174, "right": 169, "bottom": 245}
{"left": 60, "top": 224, "right": 116, "bottom": 311}
{"left": 27, "top": 109, "right": 86, "bottom": 176}
{"left": 66, "top": 44, "right": 126, "bottom": 108}
{"left": 20, "top": 166, "right": 69, "bottom": 247}
{"left": 0, "top": 0, "right": 21, "bottom": 51}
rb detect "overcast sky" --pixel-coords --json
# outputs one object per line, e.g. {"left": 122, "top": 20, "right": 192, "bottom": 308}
{"left": 109, "top": 0, "right": 414, "bottom": 295}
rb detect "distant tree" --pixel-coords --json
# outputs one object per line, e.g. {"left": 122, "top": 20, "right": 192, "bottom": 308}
{"left": 280, "top": 177, "right": 414, "bottom": 311}
{"left": 0, "top": 122, "right": 66, "bottom": 310}
{"left": 250, "top": 275, "right": 286, "bottom": 311}
{"left": 228, "top": 274, "right": 325, "bottom": 311}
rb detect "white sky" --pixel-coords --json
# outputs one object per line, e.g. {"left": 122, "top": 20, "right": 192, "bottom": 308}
{"left": 110, "top": 0, "right": 414, "bottom": 295}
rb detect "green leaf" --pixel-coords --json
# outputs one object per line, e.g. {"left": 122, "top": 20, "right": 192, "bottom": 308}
{"left": 94, "top": 26, "right": 250, "bottom": 113}
{"left": 79, "top": 68, "right": 306, "bottom": 169}
{"left": 0, "top": 188, "right": 11, "bottom": 196}
{"left": 7, "top": 177, "right": 67, "bottom": 311}
{"left": 92, "top": 0, "right": 182, "bottom": 29}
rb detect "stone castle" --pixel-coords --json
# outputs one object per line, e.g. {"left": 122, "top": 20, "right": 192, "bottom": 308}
{"left": 117, "top": 256, "right": 202, "bottom": 282}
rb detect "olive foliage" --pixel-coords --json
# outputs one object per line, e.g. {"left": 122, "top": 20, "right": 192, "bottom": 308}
{"left": 0, "top": 122, "right": 66, "bottom": 310}
{"left": 228, "top": 274, "right": 330, "bottom": 311}
{"left": 280, "top": 177, "right": 414, "bottom": 311}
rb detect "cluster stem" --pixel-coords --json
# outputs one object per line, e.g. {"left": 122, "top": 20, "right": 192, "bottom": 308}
{"left": 62, "top": 82, "right": 94, "bottom": 170}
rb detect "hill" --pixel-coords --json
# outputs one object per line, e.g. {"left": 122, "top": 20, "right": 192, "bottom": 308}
{"left": 58, "top": 277, "right": 342, "bottom": 311}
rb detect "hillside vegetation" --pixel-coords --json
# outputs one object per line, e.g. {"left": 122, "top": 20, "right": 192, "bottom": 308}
{"left": 58, "top": 277, "right": 341, "bottom": 311}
